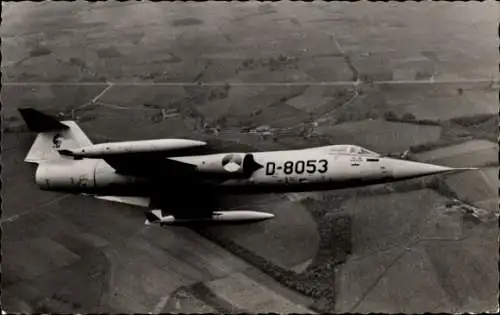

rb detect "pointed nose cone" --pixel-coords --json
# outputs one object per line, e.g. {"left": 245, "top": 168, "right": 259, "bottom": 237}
{"left": 255, "top": 212, "right": 275, "bottom": 221}
{"left": 242, "top": 211, "right": 275, "bottom": 221}
{"left": 387, "top": 158, "right": 477, "bottom": 180}
{"left": 263, "top": 212, "right": 275, "bottom": 220}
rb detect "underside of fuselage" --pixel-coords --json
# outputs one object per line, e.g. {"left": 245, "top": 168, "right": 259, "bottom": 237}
{"left": 48, "top": 171, "right": 428, "bottom": 198}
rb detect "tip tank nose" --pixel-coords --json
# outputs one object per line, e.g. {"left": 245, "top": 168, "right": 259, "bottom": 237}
{"left": 387, "top": 159, "right": 478, "bottom": 179}
{"left": 213, "top": 210, "right": 275, "bottom": 222}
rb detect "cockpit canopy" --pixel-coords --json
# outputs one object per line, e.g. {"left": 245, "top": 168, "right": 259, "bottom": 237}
{"left": 320, "top": 145, "right": 380, "bottom": 156}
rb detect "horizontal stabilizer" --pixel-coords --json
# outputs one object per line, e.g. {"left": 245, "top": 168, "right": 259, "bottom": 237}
{"left": 19, "top": 109, "right": 93, "bottom": 163}
{"left": 18, "top": 108, "right": 69, "bottom": 132}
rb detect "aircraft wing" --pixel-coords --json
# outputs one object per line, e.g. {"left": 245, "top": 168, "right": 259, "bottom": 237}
{"left": 94, "top": 194, "right": 212, "bottom": 215}
{"left": 58, "top": 138, "right": 208, "bottom": 177}
{"left": 101, "top": 154, "right": 198, "bottom": 178}
{"left": 93, "top": 184, "right": 218, "bottom": 218}
{"left": 93, "top": 191, "right": 274, "bottom": 225}
{"left": 95, "top": 195, "right": 151, "bottom": 208}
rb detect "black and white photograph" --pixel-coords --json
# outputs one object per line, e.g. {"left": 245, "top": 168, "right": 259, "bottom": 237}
{"left": 1, "top": 1, "right": 498, "bottom": 313}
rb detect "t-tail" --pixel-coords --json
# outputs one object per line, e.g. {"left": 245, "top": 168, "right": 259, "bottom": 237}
{"left": 18, "top": 108, "right": 93, "bottom": 164}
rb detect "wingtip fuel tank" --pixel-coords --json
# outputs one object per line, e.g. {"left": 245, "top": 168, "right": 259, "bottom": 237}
{"left": 145, "top": 210, "right": 275, "bottom": 226}
{"left": 60, "top": 139, "right": 207, "bottom": 158}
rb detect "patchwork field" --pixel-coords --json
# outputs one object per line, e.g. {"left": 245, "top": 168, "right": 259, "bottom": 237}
{"left": 415, "top": 139, "right": 498, "bottom": 167}
{"left": 334, "top": 189, "right": 498, "bottom": 313}
{"left": 380, "top": 83, "right": 498, "bottom": 120}
{"left": 444, "top": 167, "right": 499, "bottom": 213}
{"left": 2, "top": 1, "right": 498, "bottom": 314}
{"left": 315, "top": 119, "right": 442, "bottom": 155}
{"left": 414, "top": 140, "right": 498, "bottom": 212}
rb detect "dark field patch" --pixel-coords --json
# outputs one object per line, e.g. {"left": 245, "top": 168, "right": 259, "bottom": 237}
{"left": 171, "top": 17, "right": 204, "bottom": 27}
{"left": 29, "top": 46, "right": 52, "bottom": 58}
{"left": 96, "top": 47, "right": 122, "bottom": 59}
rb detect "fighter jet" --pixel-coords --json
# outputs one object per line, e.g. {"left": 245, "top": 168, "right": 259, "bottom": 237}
{"left": 18, "top": 108, "right": 476, "bottom": 225}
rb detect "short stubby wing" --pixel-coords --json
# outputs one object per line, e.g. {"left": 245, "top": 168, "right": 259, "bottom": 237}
{"left": 103, "top": 154, "right": 199, "bottom": 179}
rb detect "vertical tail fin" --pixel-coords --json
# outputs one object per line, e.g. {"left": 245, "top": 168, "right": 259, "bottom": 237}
{"left": 18, "top": 108, "right": 93, "bottom": 164}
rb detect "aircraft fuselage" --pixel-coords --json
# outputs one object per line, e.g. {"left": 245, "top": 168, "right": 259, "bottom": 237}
{"left": 34, "top": 145, "right": 459, "bottom": 196}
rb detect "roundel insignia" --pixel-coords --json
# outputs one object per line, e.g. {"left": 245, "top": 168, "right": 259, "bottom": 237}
{"left": 222, "top": 154, "right": 243, "bottom": 172}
